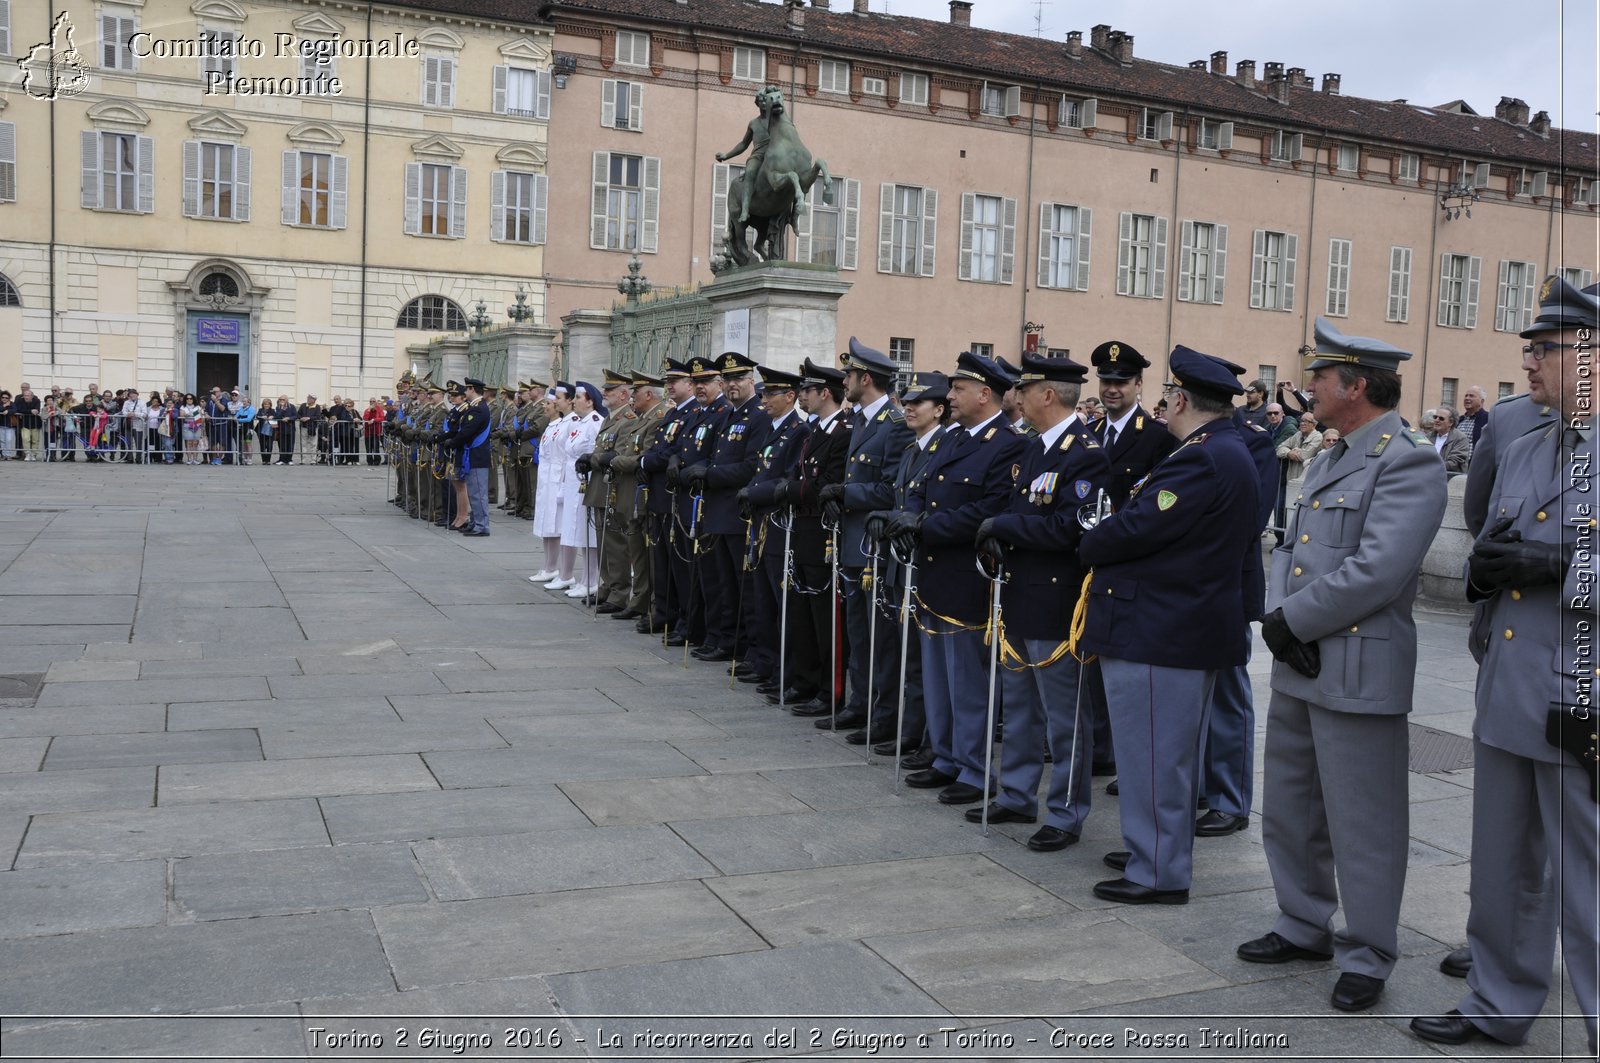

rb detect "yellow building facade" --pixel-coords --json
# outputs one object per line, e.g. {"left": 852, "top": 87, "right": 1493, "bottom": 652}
{"left": 0, "top": 0, "right": 553, "bottom": 398}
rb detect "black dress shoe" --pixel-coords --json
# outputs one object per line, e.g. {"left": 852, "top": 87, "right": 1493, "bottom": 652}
{"left": 790, "top": 700, "right": 832, "bottom": 718}
{"left": 1236, "top": 931, "right": 1335, "bottom": 965}
{"left": 1409, "top": 1011, "right": 1488, "bottom": 1046}
{"left": 613, "top": 609, "right": 642, "bottom": 621}
{"left": 872, "top": 738, "right": 912, "bottom": 756}
{"left": 1105, "top": 778, "right": 1119, "bottom": 796}
{"left": 1439, "top": 947, "right": 1472, "bottom": 978}
{"left": 847, "top": 728, "right": 894, "bottom": 747}
{"left": 1195, "top": 810, "right": 1250, "bottom": 836}
{"left": 732, "top": 662, "right": 762, "bottom": 677}
{"left": 767, "top": 686, "right": 817, "bottom": 706}
{"left": 1104, "top": 850, "right": 1130, "bottom": 871}
{"left": 937, "top": 782, "right": 989, "bottom": 805}
{"left": 463, "top": 529, "right": 490, "bottom": 537}
{"left": 900, "top": 749, "right": 935, "bottom": 770}
{"left": 664, "top": 634, "right": 687, "bottom": 647}
{"left": 1330, "top": 972, "right": 1385, "bottom": 1012}
{"left": 816, "top": 710, "right": 866, "bottom": 730}
{"left": 634, "top": 618, "right": 653, "bottom": 634}
{"left": 1027, "top": 825, "right": 1079, "bottom": 851}
{"left": 755, "top": 680, "right": 782, "bottom": 696}
{"left": 1092, "top": 877, "right": 1189, "bottom": 905}
{"left": 963, "top": 802, "right": 1035, "bottom": 824}
{"left": 595, "top": 602, "right": 622, "bottom": 615}
{"left": 1091, "top": 760, "right": 1117, "bottom": 776}
{"left": 903, "top": 768, "right": 958, "bottom": 789}
{"left": 736, "top": 672, "right": 768, "bottom": 685}
{"left": 693, "top": 647, "right": 733, "bottom": 662}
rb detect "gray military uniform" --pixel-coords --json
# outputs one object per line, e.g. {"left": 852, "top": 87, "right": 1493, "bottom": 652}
{"left": 1261, "top": 408, "right": 1448, "bottom": 979}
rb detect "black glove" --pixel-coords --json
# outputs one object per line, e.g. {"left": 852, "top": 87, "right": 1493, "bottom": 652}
{"left": 866, "top": 511, "right": 894, "bottom": 542}
{"left": 574, "top": 455, "right": 593, "bottom": 477}
{"left": 736, "top": 487, "right": 753, "bottom": 520}
{"left": 976, "top": 534, "right": 1006, "bottom": 572}
{"left": 891, "top": 531, "right": 920, "bottom": 560}
{"left": 684, "top": 462, "right": 709, "bottom": 487}
{"left": 821, "top": 499, "right": 843, "bottom": 527}
{"left": 975, "top": 516, "right": 1006, "bottom": 546}
{"left": 885, "top": 511, "right": 925, "bottom": 541}
{"left": 665, "top": 460, "right": 682, "bottom": 488}
{"left": 1471, "top": 535, "right": 1569, "bottom": 591}
{"left": 1261, "top": 608, "right": 1320, "bottom": 679}
{"left": 594, "top": 452, "right": 614, "bottom": 469}
{"left": 771, "top": 480, "right": 793, "bottom": 506}
{"left": 818, "top": 483, "right": 845, "bottom": 506}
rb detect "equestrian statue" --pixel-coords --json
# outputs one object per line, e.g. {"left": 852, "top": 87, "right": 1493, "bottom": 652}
{"left": 715, "top": 86, "right": 833, "bottom": 267}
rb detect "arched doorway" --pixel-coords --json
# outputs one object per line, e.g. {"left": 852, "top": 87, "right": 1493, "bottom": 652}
{"left": 168, "top": 260, "right": 270, "bottom": 397}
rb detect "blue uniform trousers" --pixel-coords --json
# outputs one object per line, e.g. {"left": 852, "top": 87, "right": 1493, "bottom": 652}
{"left": 1086, "top": 657, "right": 1115, "bottom": 766}
{"left": 922, "top": 626, "right": 991, "bottom": 789}
{"left": 1101, "top": 657, "right": 1215, "bottom": 892}
{"left": 466, "top": 467, "right": 489, "bottom": 533}
{"left": 996, "top": 645, "right": 1094, "bottom": 833}
{"left": 1201, "top": 657, "right": 1255, "bottom": 818}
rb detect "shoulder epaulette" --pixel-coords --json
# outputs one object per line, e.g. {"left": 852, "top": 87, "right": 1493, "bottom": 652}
{"left": 1135, "top": 415, "right": 1146, "bottom": 431}
{"left": 1406, "top": 430, "right": 1427, "bottom": 446}
{"left": 886, "top": 407, "right": 905, "bottom": 423}
{"left": 1372, "top": 432, "right": 1394, "bottom": 454}
{"left": 983, "top": 427, "right": 997, "bottom": 441}
{"left": 1248, "top": 422, "right": 1268, "bottom": 433}
{"left": 1059, "top": 434, "right": 1076, "bottom": 452}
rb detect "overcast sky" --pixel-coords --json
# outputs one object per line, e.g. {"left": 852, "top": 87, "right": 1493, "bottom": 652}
{"left": 878, "top": 0, "right": 1600, "bottom": 134}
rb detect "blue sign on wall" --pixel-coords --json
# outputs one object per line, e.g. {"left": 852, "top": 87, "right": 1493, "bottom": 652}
{"left": 196, "top": 318, "right": 242, "bottom": 345}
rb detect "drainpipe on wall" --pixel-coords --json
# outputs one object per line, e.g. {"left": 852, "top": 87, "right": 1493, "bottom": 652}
{"left": 1018, "top": 82, "right": 1038, "bottom": 347}
{"left": 1419, "top": 169, "right": 1443, "bottom": 424}
{"left": 357, "top": 1, "right": 374, "bottom": 385}
{"left": 1162, "top": 110, "right": 1184, "bottom": 361}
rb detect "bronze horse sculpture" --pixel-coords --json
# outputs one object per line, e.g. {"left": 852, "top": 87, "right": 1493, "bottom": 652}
{"left": 717, "top": 86, "right": 833, "bottom": 267}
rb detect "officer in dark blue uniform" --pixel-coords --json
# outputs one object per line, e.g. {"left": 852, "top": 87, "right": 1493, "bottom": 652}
{"left": 737, "top": 365, "right": 810, "bottom": 694}
{"left": 817, "top": 338, "right": 913, "bottom": 738}
{"left": 965, "top": 352, "right": 1110, "bottom": 848}
{"left": 663, "top": 357, "right": 732, "bottom": 648}
{"left": 994, "top": 356, "right": 1035, "bottom": 436}
{"left": 887, "top": 352, "right": 1029, "bottom": 805}
{"left": 638, "top": 360, "right": 698, "bottom": 637}
{"left": 1078, "top": 346, "right": 1260, "bottom": 905}
{"left": 685, "top": 352, "right": 770, "bottom": 664}
{"left": 865, "top": 372, "right": 950, "bottom": 757}
{"left": 1088, "top": 340, "right": 1176, "bottom": 784}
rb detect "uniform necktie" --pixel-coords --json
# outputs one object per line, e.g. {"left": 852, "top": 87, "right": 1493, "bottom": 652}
{"left": 1104, "top": 424, "right": 1118, "bottom": 450}
{"left": 1560, "top": 425, "right": 1584, "bottom": 473}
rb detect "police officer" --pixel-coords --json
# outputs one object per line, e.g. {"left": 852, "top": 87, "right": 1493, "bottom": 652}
{"left": 685, "top": 352, "right": 769, "bottom": 663}
{"left": 994, "top": 355, "right": 1034, "bottom": 436}
{"left": 667, "top": 357, "right": 733, "bottom": 649}
{"left": 1237, "top": 319, "right": 1447, "bottom": 1013}
{"left": 817, "top": 339, "right": 912, "bottom": 738}
{"left": 739, "top": 365, "right": 809, "bottom": 694}
{"left": 888, "top": 352, "right": 1028, "bottom": 805}
{"left": 450, "top": 378, "right": 494, "bottom": 536}
{"left": 1079, "top": 346, "right": 1260, "bottom": 905}
{"left": 599, "top": 372, "right": 666, "bottom": 622}
{"left": 1411, "top": 278, "right": 1599, "bottom": 1054}
{"left": 639, "top": 361, "right": 698, "bottom": 638}
{"left": 966, "top": 352, "right": 1108, "bottom": 849}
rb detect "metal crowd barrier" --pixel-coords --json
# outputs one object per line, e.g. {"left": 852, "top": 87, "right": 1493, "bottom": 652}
{"left": 4, "top": 409, "right": 394, "bottom": 468}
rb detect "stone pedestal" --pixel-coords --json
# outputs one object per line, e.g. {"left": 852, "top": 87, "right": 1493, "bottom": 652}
{"left": 433, "top": 336, "right": 471, "bottom": 387}
{"left": 701, "top": 264, "right": 852, "bottom": 373}
{"left": 1420, "top": 474, "right": 1471, "bottom": 605}
{"left": 504, "top": 323, "right": 560, "bottom": 387}
{"left": 562, "top": 308, "right": 615, "bottom": 384}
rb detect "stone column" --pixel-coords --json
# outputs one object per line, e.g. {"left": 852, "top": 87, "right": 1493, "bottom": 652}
{"left": 700, "top": 264, "right": 852, "bottom": 373}
{"left": 503, "top": 323, "right": 560, "bottom": 386}
{"left": 433, "top": 337, "right": 471, "bottom": 386}
{"left": 561, "top": 308, "right": 614, "bottom": 384}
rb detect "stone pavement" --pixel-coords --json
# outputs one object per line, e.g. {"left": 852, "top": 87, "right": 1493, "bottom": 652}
{"left": 0, "top": 462, "right": 1587, "bottom": 1061}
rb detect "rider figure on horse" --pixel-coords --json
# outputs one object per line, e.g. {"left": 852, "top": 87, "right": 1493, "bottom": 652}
{"left": 717, "top": 87, "right": 778, "bottom": 226}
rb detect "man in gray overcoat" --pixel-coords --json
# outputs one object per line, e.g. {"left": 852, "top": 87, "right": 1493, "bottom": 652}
{"left": 1410, "top": 276, "right": 1599, "bottom": 1054}
{"left": 1237, "top": 318, "right": 1447, "bottom": 1013}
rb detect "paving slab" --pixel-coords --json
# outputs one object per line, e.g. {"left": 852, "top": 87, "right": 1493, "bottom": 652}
{"left": 0, "top": 595, "right": 136, "bottom": 626}
{"left": 436, "top": 667, "right": 633, "bottom": 694}
{"left": 17, "top": 798, "right": 330, "bottom": 868}
{"left": 35, "top": 675, "right": 269, "bottom": 708}
{"left": 0, "top": 909, "right": 394, "bottom": 1013}
{"left": 0, "top": 624, "right": 132, "bottom": 644}
{"left": 136, "top": 656, "right": 302, "bottom": 679}
{"left": 0, "top": 1010, "right": 308, "bottom": 1061}
{"left": 81, "top": 642, "right": 205, "bottom": 661}
{"left": 0, "top": 765, "right": 154, "bottom": 815}
{"left": 491, "top": 710, "right": 731, "bottom": 747}
{"left": 258, "top": 719, "right": 509, "bottom": 759}
{"left": 0, "top": 737, "right": 49, "bottom": 774}
{"left": 372, "top": 880, "right": 768, "bottom": 989}
{"left": 390, "top": 690, "right": 625, "bottom": 720}
{"left": 299, "top": 980, "right": 573, "bottom": 1058}
{"left": 268, "top": 672, "right": 448, "bottom": 700}
{"left": 670, "top": 734, "right": 868, "bottom": 774}
{"left": 296, "top": 651, "right": 491, "bottom": 675}
{"left": 167, "top": 696, "right": 399, "bottom": 731}
{"left": 414, "top": 823, "right": 717, "bottom": 900}
{"left": 559, "top": 773, "right": 810, "bottom": 826}
{"left": 42, "top": 728, "right": 262, "bottom": 770}
{"left": 759, "top": 764, "right": 923, "bottom": 812}
{"left": 174, "top": 842, "right": 428, "bottom": 920}
{"left": 41, "top": 660, "right": 139, "bottom": 683}
{"left": 0, "top": 859, "right": 168, "bottom": 939}
{"left": 0, "top": 703, "right": 168, "bottom": 740}
{"left": 134, "top": 605, "right": 306, "bottom": 643}
{"left": 320, "top": 785, "right": 590, "bottom": 844}
{"left": 158, "top": 754, "right": 437, "bottom": 804}
{"left": 423, "top": 744, "right": 707, "bottom": 788}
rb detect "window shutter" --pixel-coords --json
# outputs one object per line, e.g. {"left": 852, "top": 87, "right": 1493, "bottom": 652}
{"left": 81, "top": 131, "right": 100, "bottom": 209}
{"left": 629, "top": 83, "right": 643, "bottom": 131}
{"left": 1387, "top": 246, "right": 1410, "bottom": 322}
{"left": 280, "top": 151, "right": 299, "bottom": 224}
{"left": 999, "top": 195, "right": 1017, "bottom": 284}
{"left": 840, "top": 178, "right": 860, "bottom": 271}
{"left": 640, "top": 155, "right": 660, "bottom": 253}
{"left": 0, "top": 0, "right": 10, "bottom": 58}
{"left": 1210, "top": 223, "right": 1227, "bottom": 304}
{"left": 1288, "top": 133, "right": 1303, "bottom": 161}
{"left": 100, "top": 14, "right": 116, "bottom": 66}
{"left": 1437, "top": 254, "right": 1453, "bottom": 326}
{"left": 136, "top": 135, "right": 154, "bottom": 213}
{"left": 0, "top": 121, "right": 15, "bottom": 203}
{"left": 1217, "top": 122, "right": 1233, "bottom": 150}
{"left": 957, "top": 192, "right": 975, "bottom": 281}
{"left": 919, "top": 187, "right": 937, "bottom": 277}
{"left": 1004, "top": 85, "right": 1021, "bottom": 117}
{"left": 404, "top": 161, "right": 422, "bottom": 235}
{"left": 601, "top": 80, "right": 617, "bottom": 128}
{"left": 1282, "top": 233, "right": 1298, "bottom": 311}
{"left": 532, "top": 173, "right": 548, "bottom": 245}
{"left": 329, "top": 154, "right": 348, "bottom": 229}
{"left": 591, "top": 151, "right": 609, "bottom": 249}
{"left": 1472, "top": 162, "right": 1490, "bottom": 188}
{"left": 1495, "top": 259, "right": 1512, "bottom": 331}
{"left": 1518, "top": 264, "right": 1535, "bottom": 331}
{"left": 449, "top": 165, "right": 467, "bottom": 238}
{"left": 1075, "top": 207, "right": 1092, "bottom": 291}
{"left": 490, "top": 169, "right": 506, "bottom": 241}
{"left": 1250, "top": 229, "right": 1267, "bottom": 309}
{"left": 1037, "top": 202, "right": 1052, "bottom": 288}
{"left": 711, "top": 162, "right": 731, "bottom": 257}
{"left": 1532, "top": 171, "right": 1549, "bottom": 198}
{"left": 182, "top": 140, "right": 201, "bottom": 218}
{"left": 1156, "top": 111, "right": 1173, "bottom": 141}
{"left": 1177, "top": 220, "right": 1195, "bottom": 302}
{"left": 877, "top": 183, "right": 894, "bottom": 273}
{"left": 1464, "top": 255, "right": 1482, "bottom": 328}
{"left": 1151, "top": 215, "right": 1169, "bottom": 300}
{"left": 234, "top": 145, "right": 251, "bottom": 221}
{"left": 492, "top": 65, "right": 508, "bottom": 115}
{"left": 421, "top": 56, "right": 433, "bottom": 106}
{"left": 1080, "top": 98, "right": 1097, "bottom": 129}
{"left": 440, "top": 58, "right": 454, "bottom": 109}
{"left": 793, "top": 185, "right": 812, "bottom": 263}
{"left": 537, "top": 70, "right": 552, "bottom": 119}
{"left": 1116, "top": 211, "right": 1133, "bottom": 296}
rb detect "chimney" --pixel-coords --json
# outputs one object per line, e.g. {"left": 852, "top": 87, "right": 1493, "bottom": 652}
{"left": 1530, "top": 109, "right": 1551, "bottom": 136}
{"left": 853, "top": 0, "right": 869, "bottom": 13}
{"left": 1090, "top": 23, "right": 1111, "bottom": 51}
{"left": 1263, "top": 61, "right": 1283, "bottom": 81}
{"left": 948, "top": 0, "right": 972, "bottom": 25}
{"left": 785, "top": 0, "right": 805, "bottom": 30}
{"left": 1188, "top": 59, "right": 1206, "bottom": 69}
{"left": 1210, "top": 50, "right": 1227, "bottom": 75}
{"left": 1495, "top": 96, "right": 1530, "bottom": 125}
{"left": 1321, "top": 72, "right": 1341, "bottom": 95}
{"left": 1235, "top": 59, "right": 1255, "bottom": 89}
{"left": 812, "top": 0, "right": 828, "bottom": 8}
{"left": 1286, "top": 66, "right": 1308, "bottom": 86}
{"left": 1109, "top": 30, "right": 1134, "bottom": 65}
{"left": 1065, "top": 30, "right": 1082, "bottom": 57}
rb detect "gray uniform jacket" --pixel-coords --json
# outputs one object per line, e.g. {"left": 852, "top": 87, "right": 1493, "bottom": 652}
{"left": 1462, "top": 394, "right": 1557, "bottom": 537}
{"left": 1267, "top": 409, "right": 1448, "bottom": 715}
{"left": 1469, "top": 421, "right": 1597, "bottom": 763}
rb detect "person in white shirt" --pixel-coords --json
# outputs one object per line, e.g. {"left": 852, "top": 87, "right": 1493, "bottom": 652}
{"left": 557, "top": 383, "right": 607, "bottom": 598}
{"left": 531, "top": 384, "right": 574, "bottom": 585}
